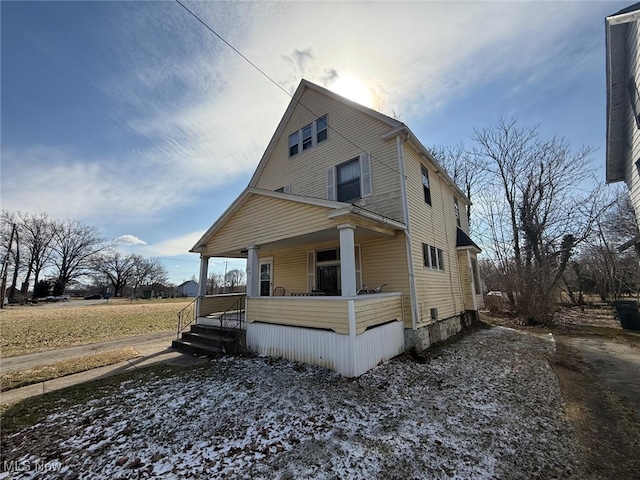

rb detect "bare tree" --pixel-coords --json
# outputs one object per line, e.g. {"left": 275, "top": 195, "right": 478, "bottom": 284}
{"left": 566, "top": 188, "right": 639, "bottom": 302}
{"left": 131, "top": 256, "right": 169, "bottom": 293}
{"left": 207, "top": 272, "right": 224, "bottom": 295}
{"left": 1, "top": 211, "right": 22, "bottom": 302}
{"left": 50, "top": 219, "right": 105, "bottom": 294}
{"left": 91, "top": 250, "right": 138, "bottom": 297}
{"left": 430, "top": 143, "right": 487, "bottom": 229}
{"left": 473, "top": 118, "right": 604, "bottom": 323}
{"left": 17, "top": 212, "right": 56, "bottom": 295}
{"left": 225, "top": 269, "right": 246, "bottom": 292}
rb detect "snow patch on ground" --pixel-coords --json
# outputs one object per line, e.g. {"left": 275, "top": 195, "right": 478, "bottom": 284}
{"left": 2, "top": 327, "right": 582, "bottom": 479}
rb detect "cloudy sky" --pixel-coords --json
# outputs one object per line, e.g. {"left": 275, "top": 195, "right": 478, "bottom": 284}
{"left": 1, "top": 0, "right": 627, "bottom": 284}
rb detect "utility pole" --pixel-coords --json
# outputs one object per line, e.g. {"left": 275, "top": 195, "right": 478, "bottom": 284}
{"left": 223, "top": 261, "right": 228, "bottom": 294}
{"left": 0, "top": 223, "right": 17, "bottom": 309}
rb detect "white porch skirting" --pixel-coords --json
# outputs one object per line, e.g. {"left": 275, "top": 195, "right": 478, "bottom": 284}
{"left": 246, "top": 320, "right": 405, "bottom": 377}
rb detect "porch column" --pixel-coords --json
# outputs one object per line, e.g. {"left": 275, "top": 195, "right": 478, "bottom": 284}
{"left": 246, "top": 245, "right": 260, "bottom": 297}
{"left": 338, "top": 223, "right": 357, "bottom": 297}
{"left": 198, "top": 256, "right": 209, "bottom": 297}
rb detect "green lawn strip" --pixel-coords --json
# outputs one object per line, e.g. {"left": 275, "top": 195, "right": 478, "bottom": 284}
{"left": 0, "top": 348, "right": 141, "bottom": 391}
{"left": 0, "top": 364, "right": 189, "bottom": 438}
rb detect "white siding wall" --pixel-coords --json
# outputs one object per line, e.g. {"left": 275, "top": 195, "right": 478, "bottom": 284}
{"left": 625, "top": 20, "right": 640, "bottom": 226}
{"left": 253, "top": 88, "right": 404, "bottom": 222}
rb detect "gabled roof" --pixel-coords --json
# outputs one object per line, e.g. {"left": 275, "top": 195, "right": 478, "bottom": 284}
{"left": 605, "top": 3, "right": 640, "bottom": 183}
{"left": 248, "top": 79, "right": 402, "bottom": 187}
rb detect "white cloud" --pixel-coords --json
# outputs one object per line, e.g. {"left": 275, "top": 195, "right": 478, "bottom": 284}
{"left": 1, "top": 1, "right": 610, "bottom": 230}
{"left": 136, "top": 230, "right": 207, "bottom": 258}
{"left": 113, "top": 234, "right": 147, "bottom": 246}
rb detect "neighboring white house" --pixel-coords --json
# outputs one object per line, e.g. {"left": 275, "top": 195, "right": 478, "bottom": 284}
{"left": 606, "top": 2, "right": 640, "bottom": 254}
{"left": 177, "top": 280, "right": 199, "bottom": 297}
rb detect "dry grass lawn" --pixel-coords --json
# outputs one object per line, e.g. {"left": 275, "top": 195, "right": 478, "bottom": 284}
{"left": 0, "top": 347, "right": 140, "bottom": 391}
{"left": 0, "top": 298, "right": 191, "bottom": 358}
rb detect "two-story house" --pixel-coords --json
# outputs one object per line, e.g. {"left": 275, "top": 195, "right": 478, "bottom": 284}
{"left": 187, "top": 79, "right": 483, "bottom": 377}
{"left": 606, "top": 2, "right": 640, "bottom": 254}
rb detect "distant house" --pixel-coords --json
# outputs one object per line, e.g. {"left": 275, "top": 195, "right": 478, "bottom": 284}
{"left": 177, "top": 280, "right": 199, "bottom": 297}
{"left": 606, "top": 2, "right": 640, "bottom": 254}
{"left": 187, "top": 79, "right": 483, "bottom": 377}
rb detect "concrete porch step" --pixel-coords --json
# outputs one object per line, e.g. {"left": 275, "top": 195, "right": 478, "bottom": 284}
{"left": 171, "top": 338, "right": 224, "bottom": 357}
{"left": 172, "top": 324, "right": 245, "bottom": 357}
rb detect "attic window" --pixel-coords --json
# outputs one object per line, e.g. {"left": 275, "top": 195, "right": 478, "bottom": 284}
{"left": 454, "top": 197, "right": 461, "bottom": 227}
{"left": 302, "top": 124, "right": 313, "bottom": 150}
{"left": 288, "top": 115, "right": 328, "bottom": 157}
{"left": 289, "top": 132, "right": 299, "bottom": 156}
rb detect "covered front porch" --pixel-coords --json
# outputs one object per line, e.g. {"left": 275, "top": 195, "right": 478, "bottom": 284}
{"left": 190, "top": 188, "right": 410, "bottom": 376}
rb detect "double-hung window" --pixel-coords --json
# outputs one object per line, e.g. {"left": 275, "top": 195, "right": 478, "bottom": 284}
{"left": 326, "top": 153, "right": 372, "bottom": 202}
{"left": 422, "top": 243, "right": 445, "bottom": 270}
{"left": 289, "top": 132, "right": 299, "bottom": 157}
{"left": 317, "top": 115, "right": 328, "bottom": 142}
{"left": 302, "top": 124, "right": 313, "bottom": 150}
{"left": 288, "top": 115, "right": 328, "bottom": 157}
{"left": 454, "top": 197, "right": 461, "bottom": 227}
{"left": 421, "top": 165, "right": 432, "bottom": 205}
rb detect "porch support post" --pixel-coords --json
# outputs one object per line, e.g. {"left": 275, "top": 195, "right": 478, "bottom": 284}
{"left": 246, "top": 245, "right": 260, "bottom": 298}
{"left": 338, "top": 223, "right": 357, "bottom": 297}
{"left": 198, "top": 256, "right": 209, "bottom": 297}
{"left": 197, "top": 256, "right": 209, "bottom": 317}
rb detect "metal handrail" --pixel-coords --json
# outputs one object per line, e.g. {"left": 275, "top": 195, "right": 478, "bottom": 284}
{"left": 218, "top": 295, "right": 245, "bottom": 353}
{"left": 176, "top": 297, "right": 198, "bottom": 340}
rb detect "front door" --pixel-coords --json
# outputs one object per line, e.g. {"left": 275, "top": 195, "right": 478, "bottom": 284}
{"left": 259, "top": 260, "right": 272, "bottom": 296}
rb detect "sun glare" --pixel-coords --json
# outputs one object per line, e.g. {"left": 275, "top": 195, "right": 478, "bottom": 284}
{"left": 330, "top": 76, "right": 376, "bottom": 109}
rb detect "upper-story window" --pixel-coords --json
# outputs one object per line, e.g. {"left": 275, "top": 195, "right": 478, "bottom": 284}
{"left": 317, "top": 116, "right": 328, "bottom": 142}
{"left": 302, "top": 124, "right": 313, "bottom": 150}
{"left": 326, "top": 153, "right": 372, "bottom": 202}
{"left": 454, "top": 197, "right": 461, "bottom": 227}
{"left": 421, "top": 165, "right": 432, "bottom": 205}
{"left": 289, "top": 115, "right": 328, "bottom": 157}
{"left": 337, "top": 158, "right": 361, "bottom": 202}
{"left": 289, "top": 132, "right": 299, "bottom": 156}
{"left": 628, "top": 77, "right": 640, "bottom": 129}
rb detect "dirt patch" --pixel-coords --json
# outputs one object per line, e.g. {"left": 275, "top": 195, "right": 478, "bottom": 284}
{"left": 549, "top": 341, "right": 640, "bottom": 480}
{"left": 483, "top": 309, "right": 640, "bottom": 479}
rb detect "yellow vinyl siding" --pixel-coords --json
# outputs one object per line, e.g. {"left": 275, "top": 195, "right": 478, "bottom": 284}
{"left": 202, "top": 195, "right": 336, "bottom": 257}
{"left": 199, "top": 294, "right": 245, "bottom": 317}
{"left": 354, "top": 294, "right": 403, "bottom": 334}
{"left": 457, "top": 251, "right": 474, "bottom": 311}
{"left": 261, "top": 233, "right": 410, "bottom": 300}
{"left": 358, "top": 234, "right": 412, "bottom": 327}
{"left": 253, "top": 88, "right": 404, "bottom": 222}
{"left": 247, "top": 297, "right": 349, "bottom": 334}
{"left": 403, "top": 144, "right": 466, "bottom": 323}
